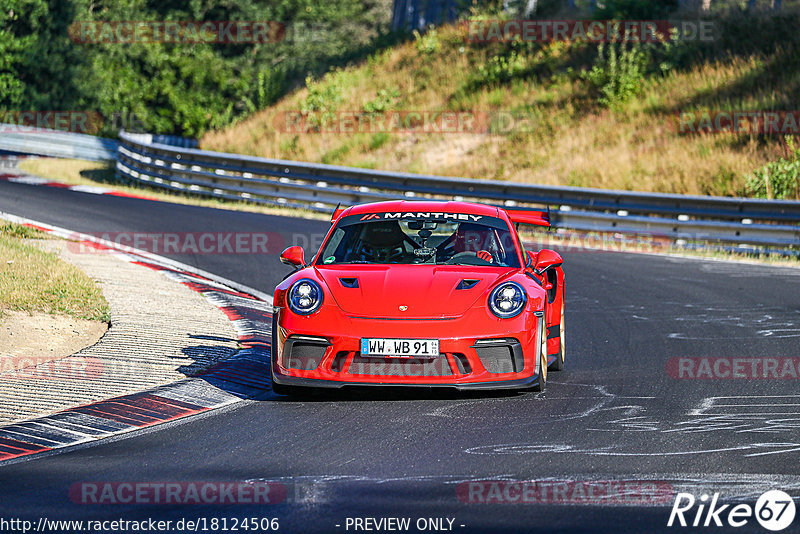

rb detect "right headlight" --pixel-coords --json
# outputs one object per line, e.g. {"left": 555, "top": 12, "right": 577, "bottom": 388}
{"left": 488, "top": 281, "right": 527, "bottom": 319}
{"left": 287, "top": 279, "right": 324, "bottom": 315}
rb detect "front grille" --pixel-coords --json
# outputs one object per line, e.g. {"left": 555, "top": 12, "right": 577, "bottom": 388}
{"left": 474, "top": 339, "right": 524, "bottom": 374}
{"left": 347, "top": 353, "right": 454, "bottom": 376}
{"left": 283, "top": 337, "right": 329, "bottom": 371}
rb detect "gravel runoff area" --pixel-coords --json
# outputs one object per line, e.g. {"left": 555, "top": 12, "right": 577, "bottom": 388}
{"left": 0, "top": 238, "right": 240, "bottom": 425}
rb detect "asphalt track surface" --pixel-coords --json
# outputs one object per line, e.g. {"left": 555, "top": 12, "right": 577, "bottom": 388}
{"left": 1, "top": 180, "right": 799, "bottom": 533}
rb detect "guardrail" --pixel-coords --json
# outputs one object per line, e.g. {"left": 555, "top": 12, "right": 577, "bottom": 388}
{"left": 0, "top": 124, "right": 796, "bottom": 247}
{"left": 0, "top": 126, "right": 199, "bottom": 161}
{"left": 116, "top": 131, "right": 800, "bottom": 247}
{"left": 0, "top": 125, "right": 118, "bottom": 161}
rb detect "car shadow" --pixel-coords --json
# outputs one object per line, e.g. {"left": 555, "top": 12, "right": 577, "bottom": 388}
{"left": 178, "top": 313, "right": 537, "bottom": 403}
{"left": 181, "top": 340, "right": 537, "bottom": 403}
{"left": 270, "top": 386, "right": 532, "bottom": 403}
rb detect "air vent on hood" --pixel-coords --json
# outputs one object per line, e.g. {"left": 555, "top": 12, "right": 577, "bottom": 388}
{"left": 456, "top": 279, "right": 480, "bottom": 290}
{"left": 339, "top": 277, "right": 359, "bottom": 288}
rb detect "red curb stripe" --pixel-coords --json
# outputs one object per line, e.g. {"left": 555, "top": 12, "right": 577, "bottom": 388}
{"left": 1, "top": 174, "right": 159, "bottom": 200}
{"left": 0, "top": 437, "right": 51, "bottom": 461}
{"left": 70, "top": 393, "right": 208, "bottom": 428}
{"left": 238, "top": 338, "right": 271, "bottom": 348}
{"left": 0, "top": 437, "right": 47, "bottom": 452}
{"left": 0, "top": 448, "right": 51, "bottom": 461}
{"left": 138, "top": 393, "right": 207, "bottom": 411}
{"left": 182, "top": 282, "right": 256, "bottom": 300}
{"left": 109, "top": 394, "right": 204, "bottom": 419}
{"left": 128, "top": 262, "right": 257, "bottom": 299}
{"left": 71, "top": 406, "right": 157, "bottom": 427}
{"left": 96, "top": 400, "right": 187, "bottom": 421}
{"left": 78, "top": 240, "right": 114, "bottom": 252}
{"left": 218, "top": 306, "right": 271, "bottom": 323}
{"left": 218, "top": 307, "right": 244, "bottom": 322}
{"left": 21, "top": 223, "right": 50, "bottom": 232}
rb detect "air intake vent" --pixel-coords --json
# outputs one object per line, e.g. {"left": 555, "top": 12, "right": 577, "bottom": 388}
{"left": 456, "top": 279, "right": 480, "bottom": 290}
{"left": 340, "top": 277, "right": 359, "bottom": 288}
{"left": 283, "top": 336, "right": 329, "bottom": 371}
{"left": 473, "top": 339, "right": 524, "bottom": 374}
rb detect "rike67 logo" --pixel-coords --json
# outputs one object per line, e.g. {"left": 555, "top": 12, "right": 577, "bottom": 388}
{"left": 668, "top": 490, "right": 796, "bottom": 531}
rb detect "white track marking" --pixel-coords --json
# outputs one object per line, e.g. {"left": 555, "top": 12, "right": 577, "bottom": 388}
{"left": 67, "top": 185, "right": 113, "bottom": 194}
{"left": 8, "top": 176, "right": 49, "bottom": 185}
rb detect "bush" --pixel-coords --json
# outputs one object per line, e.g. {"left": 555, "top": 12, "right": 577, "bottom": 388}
{"left": 300, "top": 75, "right": 343, "bottom": 114}
{"left": 369, "top": 132, "right": 390, "bottom": 150}
{"left": 581, "top": 41, "right": 648, "bottom": 108}
{"left": 468, "top": 50, "right": 528, "bottom": 87}
{"left": 0, "top": 0, "right": 393, "bottom": 137}
{"left": 746, "top": 137, "right": 800, "bottom": 200}
{"left": 363, "top": 88, "right": 400, "bottom": 113}
{"left": 414, "top": 27, "right": 440, "bottom": 55}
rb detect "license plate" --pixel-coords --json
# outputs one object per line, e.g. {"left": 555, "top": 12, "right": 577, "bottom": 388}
{"left": 361, "top": 338, "right": 439, "bottom": 358}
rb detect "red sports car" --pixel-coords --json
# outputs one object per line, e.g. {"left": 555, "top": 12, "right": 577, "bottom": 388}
{"left": 271, "top": 200, "right": 565, "bottom": 394}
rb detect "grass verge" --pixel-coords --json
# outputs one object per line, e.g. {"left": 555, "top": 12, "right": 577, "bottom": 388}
{"left": 0, "top": 223, "right": 110, "bottom": 321}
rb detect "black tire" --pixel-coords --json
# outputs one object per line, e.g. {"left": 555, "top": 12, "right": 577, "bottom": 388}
{"left": 270, "top": 313, "right": 314, "bottom": 397}
{"left": 272, "top": 382, "right": 304, "bottom": 396}
{"left": 535, "top": 316, "right": 548, "bottom": 392}
{"left": 548, "top": 300, "right": 565, "bottom": 371}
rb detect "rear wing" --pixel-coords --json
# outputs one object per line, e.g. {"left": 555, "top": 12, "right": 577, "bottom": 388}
{"left": 330, "top": 203, "right": 551, "bottom": 227}
{"left": 505, "top": 207, "right": 551, "bottom": 228}
{"left": 331, "top": 204, "right": 348, "bottom": 223}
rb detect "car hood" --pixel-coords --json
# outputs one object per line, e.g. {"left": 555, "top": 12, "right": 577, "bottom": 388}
{"left": 314, "top": 265, "right": 516, "bottom": 318}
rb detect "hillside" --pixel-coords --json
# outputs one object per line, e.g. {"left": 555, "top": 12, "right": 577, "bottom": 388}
{"left": 201, "top": 5, "right": 800, "bottom": 199}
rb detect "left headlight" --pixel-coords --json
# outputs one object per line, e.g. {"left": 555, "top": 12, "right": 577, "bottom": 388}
{"left": 488, "top": 281, "right": 527, "bottom": 318}
{"left": 288, "top": 279, "right": 324, "bottom": 315}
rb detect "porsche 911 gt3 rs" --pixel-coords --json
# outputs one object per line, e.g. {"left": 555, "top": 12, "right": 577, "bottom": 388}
{"left": 271, "top": 200, "right": 565, "bottom": 394}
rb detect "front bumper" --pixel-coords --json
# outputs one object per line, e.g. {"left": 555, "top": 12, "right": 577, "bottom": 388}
{"left": 271, "top": 304, "right": 542, "bottom": 390}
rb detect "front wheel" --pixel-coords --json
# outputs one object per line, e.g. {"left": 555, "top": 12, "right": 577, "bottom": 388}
{"left": 549, "top": 300, "right": 565, "bottom": 371}
{"left": 271, "top": 382, "right": 305, "bottom": 396}
{"left": 535, "top": 316, "right": 548, "bottom": 392}
{"left": 271, "top": 313, "right": 298, "bottom": 396}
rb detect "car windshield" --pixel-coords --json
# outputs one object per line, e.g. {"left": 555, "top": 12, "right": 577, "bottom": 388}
{"left": 317, "top": 214, "right": 520, "bottom": 267}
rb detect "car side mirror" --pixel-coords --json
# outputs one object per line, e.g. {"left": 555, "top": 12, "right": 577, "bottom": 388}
{"left": 280, "top": 246, "right": 306, "bottom": 269}
{"left": 526, "top": 251, "right": 537, "bottom": 268}
{"left": 534, "top": 249, "right": 563, "bottom": 275}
